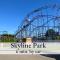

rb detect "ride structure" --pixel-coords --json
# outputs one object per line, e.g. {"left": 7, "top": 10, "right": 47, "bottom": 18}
{"left": 15, "top": 4, "right": 60, "bottom": 42}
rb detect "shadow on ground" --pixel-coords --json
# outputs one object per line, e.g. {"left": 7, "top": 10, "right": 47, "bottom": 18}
{"left": 41, "top": 54, "right": 60, "bottom": 60}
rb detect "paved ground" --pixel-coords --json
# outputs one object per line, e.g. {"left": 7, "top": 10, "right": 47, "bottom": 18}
{"left": 0, "top": 55, "right": 55, "bottom": 60}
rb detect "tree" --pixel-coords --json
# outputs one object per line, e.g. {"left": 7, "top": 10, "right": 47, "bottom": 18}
{"left": 0, "top": 34, "right": 15, "bottom": 42}
{"left": 45, "top": 29, "right": 57, "bottom": 40}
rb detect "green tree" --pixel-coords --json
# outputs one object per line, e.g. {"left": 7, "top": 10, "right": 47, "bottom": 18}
{"left": 0, "top": 34, "right": 16, "bottom": 42}
{"left": 45, "top": 29, "right": 57, "bottom": 40}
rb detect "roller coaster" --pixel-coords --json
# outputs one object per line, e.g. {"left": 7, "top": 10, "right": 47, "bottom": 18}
{"left": 15, "top": 4, "right": 60, "bottom": 42}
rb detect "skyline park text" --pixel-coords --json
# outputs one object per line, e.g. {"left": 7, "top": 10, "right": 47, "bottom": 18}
{"left": 11, "top": 42, "right": 46, "bottom": 48}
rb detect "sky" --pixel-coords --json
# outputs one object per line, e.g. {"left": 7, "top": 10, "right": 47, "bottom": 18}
{"left": 0, "top": 0, "right": 60, "bottom": 34}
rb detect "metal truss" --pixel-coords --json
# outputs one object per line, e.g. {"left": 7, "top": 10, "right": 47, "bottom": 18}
{"left": 15, "top": 4, "right": 60, "bottom": 41}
